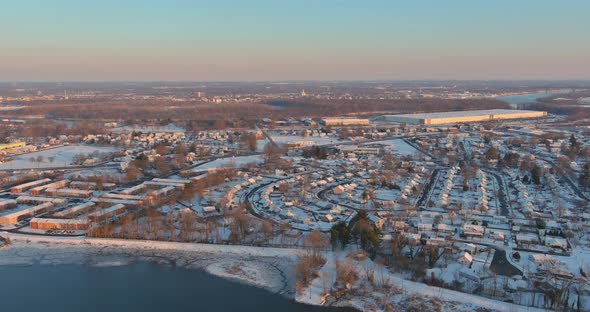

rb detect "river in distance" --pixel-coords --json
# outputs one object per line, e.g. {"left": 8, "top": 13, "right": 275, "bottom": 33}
{"left": 496, "top": 91, "right": 558, "bottom": 108}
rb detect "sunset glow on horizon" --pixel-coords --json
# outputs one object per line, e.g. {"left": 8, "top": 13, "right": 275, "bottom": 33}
{"left": 1, "top": 0, "right": 589, "bottom": 81}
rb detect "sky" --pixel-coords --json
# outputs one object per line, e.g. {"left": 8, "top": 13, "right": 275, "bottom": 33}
{"left": 1, "top": 0, "right": 589, "bottom": 81}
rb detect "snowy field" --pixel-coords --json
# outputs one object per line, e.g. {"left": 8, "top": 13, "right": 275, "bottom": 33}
{"left": 377, "top": 139, "right": 418, "bottom": 156}
{"left": 194, "top": 155, "right": 264, "bottom": 170}
{"left": 0, "top": 145, "right": 118, "bottom": 170}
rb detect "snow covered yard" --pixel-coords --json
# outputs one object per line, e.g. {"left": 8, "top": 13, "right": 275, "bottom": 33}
{"left": 297, "top": 250, "right": 545, "bottom": 312}
{"left": 377, "top": 139, "right": 419, "bottom": 156}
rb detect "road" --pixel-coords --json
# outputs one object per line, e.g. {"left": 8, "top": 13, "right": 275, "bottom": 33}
{"left": 560, "top": 175, "right": 590, "bottom": 202}
{"left": 485, "top": 170, "right": 511, "bottom": 217}
{"left": 489, "top": 248, "right": 523, "bottom": 276}
{"left": 402, "top": 138, "right": 436, "bottom": 160}
{"left": 416, "top": 168, "right": 440, "bottom": 208}
{"left": 255, "top": 124, "right": 277, "bottom": 148}
{"left": 242, "top": 176, "right": 289, "bottom": 221}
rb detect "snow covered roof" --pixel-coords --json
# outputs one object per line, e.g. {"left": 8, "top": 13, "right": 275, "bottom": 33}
{"left": 385, "top": 109, "right": 545, "bottom": 120}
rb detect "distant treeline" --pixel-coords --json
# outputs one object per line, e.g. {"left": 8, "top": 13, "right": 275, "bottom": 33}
{"left": 523, "top": 90, "right": 590, "bottom": 121}
{"left": 6, "top": 98, "right": 510, "bottom": 130}
{"left": 529, "top": 102, "right": 590, "bottom": 121}
{"left": 265, "top": 98, "right": 510, "bottom": 117}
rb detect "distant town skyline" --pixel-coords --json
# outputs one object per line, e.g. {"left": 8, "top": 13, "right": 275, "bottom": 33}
{"left": 1, "top": 0, "right": 589, "bottom": 81}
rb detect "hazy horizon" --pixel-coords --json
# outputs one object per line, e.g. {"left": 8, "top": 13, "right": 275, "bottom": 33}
{"left": 2, "top": 0, "right": 589, "bottom": 81}
{"left": 2, "top": 79, "right": 590, "bottom": 85}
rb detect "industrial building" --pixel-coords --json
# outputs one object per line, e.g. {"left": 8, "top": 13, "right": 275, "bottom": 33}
{"left": 382, "top": 109, "right": 547, "bottom": 125}
{"left": 320, "top": 117, "right": 370, "bottom": 126}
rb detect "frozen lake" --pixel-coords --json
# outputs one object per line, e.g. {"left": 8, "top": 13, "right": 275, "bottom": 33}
{"left": 0, "top": 262, "right": 351, "bottom": 312}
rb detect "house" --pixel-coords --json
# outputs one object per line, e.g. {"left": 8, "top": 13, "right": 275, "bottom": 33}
{"left": 333, "top": 185, "right": 345, "bottom": 195}
{"left": 456, "top": 242, "right": 477, "bottom": 254}
{"left": 516, "top": 233, "right": 539, "bottom": 245}
{"left": 544, "top": 237, "right": 568, "bottom": 250}
{"left": 417, "top": 223, "right": 433, "bottom": 232}
{"left": 458, "top": 252, "right": 473, "bottom": 265}
{"left": 462, "top": 224, "right": 484, "bottom": 237}
{"left": 458, "top": 267, "right": 480, "bottom": 283}
{"left": 529, "top": 254, "right": 556, "bottom": 266}
{"left": 368, "top": 214, "right": 385, "bottom": 229}
{"left": 435, "top": 223, "right": 454, "bottom": 234}
{"left": 391, "top": 221, "right": 409, "bottom": 231}
{"left": 405, "top": 233, "right": 421, "bottom": 244}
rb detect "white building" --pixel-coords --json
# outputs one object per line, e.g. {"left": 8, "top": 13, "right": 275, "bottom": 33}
{"left": 382, "top": 109, "right": 547, "bottom": 125}
{"left": 320, "top": 117, "right": 370, "bottom": 126}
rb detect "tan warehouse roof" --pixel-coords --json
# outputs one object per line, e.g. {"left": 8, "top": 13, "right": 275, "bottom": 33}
{"left": 385, "top": 109, "right": 545, "bottom": 120}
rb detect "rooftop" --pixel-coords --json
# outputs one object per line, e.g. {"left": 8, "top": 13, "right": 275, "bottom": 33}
{"left": 384, "top": 109, "right": 546, "bottom": 120}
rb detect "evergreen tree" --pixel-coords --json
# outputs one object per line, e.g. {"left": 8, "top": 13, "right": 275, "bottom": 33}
{"left": 330, "top": 222, "right": 350, "bottom": 248}
{"left": 580, "top": 163, "right": 590, "bottom": 187}
{"left": 531, "top": 165, "right": 543, "bottom": 185}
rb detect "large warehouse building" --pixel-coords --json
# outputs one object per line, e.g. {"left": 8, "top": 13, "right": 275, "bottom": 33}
{"left": 382, "top": 109, "right": 547, "bottom": 125}
{"left": 320, "top": 117, "right": 370, "bottom": 126}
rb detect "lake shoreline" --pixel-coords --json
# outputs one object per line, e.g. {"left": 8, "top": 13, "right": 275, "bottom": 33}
{"left": 0, "top": 233, "right": 305, "bottom": 301}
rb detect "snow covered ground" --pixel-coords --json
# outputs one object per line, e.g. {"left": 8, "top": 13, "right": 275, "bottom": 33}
{"left": 206, "top": 259, "right": 278, "bottom": 288}
{"left": 194, "top": 155, "right": 264, "bottom": 170}
{"left": 377, "top": 139, "right": 418, "bottom": 156}
{"left": 297, "top": 250, "right": 544, "bottom": 312}
{"left": 0, "top": 145, "right": 118, "bottom": 170}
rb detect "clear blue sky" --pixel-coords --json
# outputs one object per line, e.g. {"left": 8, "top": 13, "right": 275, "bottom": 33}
{"left": 1, "top": 0, "right": 589, "bottom": 81}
